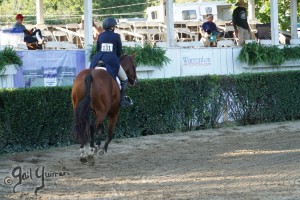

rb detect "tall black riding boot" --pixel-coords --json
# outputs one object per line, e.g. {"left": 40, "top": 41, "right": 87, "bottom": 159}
{"left": 120, "top": 80, "right": 133, "bottom": 107}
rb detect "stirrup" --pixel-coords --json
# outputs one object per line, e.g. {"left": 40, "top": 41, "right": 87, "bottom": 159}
{"left": 121, "top": 96, "right": 133, "bottom": 107}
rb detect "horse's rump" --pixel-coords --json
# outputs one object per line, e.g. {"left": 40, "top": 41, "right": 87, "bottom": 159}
{"left": 90, "top": 69, "right": 120, "bottom": 111}
{"left": 72, "top": 68, "right": 120, "bottom": 111}
{"left": 71, "top": 68, "right": 120, "bottom": 143}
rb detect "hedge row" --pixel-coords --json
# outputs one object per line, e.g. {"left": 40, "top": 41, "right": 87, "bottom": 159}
{"left": 1, "top": 71, "right": 300, "bottom": 153}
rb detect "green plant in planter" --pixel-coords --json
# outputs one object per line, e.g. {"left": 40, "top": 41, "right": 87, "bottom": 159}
{"left": 282, "top": 46, "right": 300, "bottom": 61}
{"left": 0, "top": 46, "right": 23, "bottom": 74}
{"left": 238, "top": 43, "right": 285, "bottom": 66}
{"left": 89, "top": 43, "right": 170, "bottom": 68}
{"left": 89, "top": 43, "right": 97, "bottom": 61}
{"left": 122, "top": 44, "right": 171, "bottom": 68}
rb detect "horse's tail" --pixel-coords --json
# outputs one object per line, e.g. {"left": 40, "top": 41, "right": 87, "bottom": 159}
{"left": 72, "top": 74, "right": 93, "bottom": 144}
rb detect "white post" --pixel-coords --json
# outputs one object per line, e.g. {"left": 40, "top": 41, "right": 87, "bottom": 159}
{"left": 270, "top": 0, "right": 279, "bottom": 45}
{"left": 84, "top": 0, "right": 93, "bottom": 68}
{"left": 248, "top": 0, "right": 255, "bottom": 20}
{"left": 290, "top": 0, "right": 298, "bottom": 39}
{"left": 36, "top": 0, "right": 44, "bottom": 24}
{"left": 166, "top": 0, "right": 175, "bottom": 47}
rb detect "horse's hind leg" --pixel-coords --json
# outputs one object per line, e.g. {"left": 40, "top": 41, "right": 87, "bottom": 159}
{"left": 94, "top": 113, "right": 107, "bottom": 157}
{"left": 96, "top": 123, "right": 104, "bottom": 147}
{"left": 87, "top": 123, "right": 96, "bottom": 159}
{"left": 103, "top": 115, "right": 119, "bottom": 153}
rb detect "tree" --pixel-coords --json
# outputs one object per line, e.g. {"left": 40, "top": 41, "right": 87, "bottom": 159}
{"left": 0, "top": 0, "right": 150, "bottom": 25}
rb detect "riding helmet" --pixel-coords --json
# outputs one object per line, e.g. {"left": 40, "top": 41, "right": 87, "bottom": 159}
{"left": 102, "top": 17, "right": 118, "bottom": 29}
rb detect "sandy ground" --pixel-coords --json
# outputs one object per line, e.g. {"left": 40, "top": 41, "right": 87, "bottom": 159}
{"left": 1, "top": 120, "right": 300, "bottom": 200}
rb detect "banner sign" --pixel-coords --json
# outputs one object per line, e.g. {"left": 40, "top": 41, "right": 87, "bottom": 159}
{"left": 14, "top": 50, "right": 86, "bottom": 88}
{"left": 181, "top": 49, "right": 213, "bottom": 76}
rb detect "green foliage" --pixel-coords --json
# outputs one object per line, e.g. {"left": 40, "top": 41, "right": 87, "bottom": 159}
{"left": 122, "top": 44, "right": 171, "bottom": 67}
{"left": 223, "top": 71, "right": 300, "bottom": 125}
{"left": 89, "top": 43, "right": 171, "bottom": 67}
{"left": 89, "top": 43, "right": 97, "bottom": 61}
{"left": 237, "top": 43, "right": 299, "bottom": 66}
{"left": 2, "top": 71, "right": 300, "bottom": 153}
{"left": 0, "top": 0, "right": 154, "bottom": 25}
{"left": 0, "top": 87, "right": 73, "bottom": 153}
{"left": 282, "top": 46, "right": 300, "bottom": 61}
{"left": 0, "top": 47, "right": 23, "bottom": 74}
{"left": 93, "top": 0, "right": 148, "bottom": 20}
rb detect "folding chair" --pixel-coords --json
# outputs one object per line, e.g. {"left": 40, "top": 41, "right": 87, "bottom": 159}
{"left": 255, "top": 23, "right": 271, "bottom": 40}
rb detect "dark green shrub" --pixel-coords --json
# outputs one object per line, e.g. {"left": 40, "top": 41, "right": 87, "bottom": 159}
{"left": 1, "top": 71, "right": 300, "bottom": 153}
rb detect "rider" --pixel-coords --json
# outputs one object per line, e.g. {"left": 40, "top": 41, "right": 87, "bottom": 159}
{"left": 90, "top": 17, "right": 132, "bottom": 107}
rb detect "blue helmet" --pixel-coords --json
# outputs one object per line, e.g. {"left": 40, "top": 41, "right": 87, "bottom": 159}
{"left": 102, "top": 17, "right": 118, "bottom": 29}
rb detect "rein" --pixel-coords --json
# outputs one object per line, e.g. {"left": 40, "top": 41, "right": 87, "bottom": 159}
{"left": 126, "top": 70, "right": 136, "bottom": 84}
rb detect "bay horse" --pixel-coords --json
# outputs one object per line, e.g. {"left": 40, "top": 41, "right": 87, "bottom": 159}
{"left": 71, "top": 54, "right": 137, "bottom": 163}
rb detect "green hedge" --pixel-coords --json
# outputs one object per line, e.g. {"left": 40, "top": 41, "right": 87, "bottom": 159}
{"left": 1, "top": 71, "right": 300, "bottom": 153}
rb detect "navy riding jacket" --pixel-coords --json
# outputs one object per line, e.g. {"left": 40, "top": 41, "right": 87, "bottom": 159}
{"left": 90, "top": 29, "right": 122, "bottom": 78}
{"left": 201, "top": 21, "right": 217, "bottom": 34}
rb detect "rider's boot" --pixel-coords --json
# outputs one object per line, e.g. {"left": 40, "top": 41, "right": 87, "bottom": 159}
{"left": 120, "top": 80, "right": 133, "bottom": 107}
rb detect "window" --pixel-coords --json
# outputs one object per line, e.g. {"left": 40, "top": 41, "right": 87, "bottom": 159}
{"left": 205, "top": 7, "right": 212, "bottom": 14}
{"left": 182, "top": 10, "right": 197, "bottom": 20}
{"left": 151, "top": 11, "right": 158, "bottom": 20}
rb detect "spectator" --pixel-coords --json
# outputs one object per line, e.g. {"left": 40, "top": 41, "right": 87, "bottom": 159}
{"left": 232, "top": 0, "right": 250, "bottom": 46}
{"left": 13, "top": 14, "right": 44, "bottom": 48}
{"left": 200, "top": 14, "right": 219, "bottom": 47}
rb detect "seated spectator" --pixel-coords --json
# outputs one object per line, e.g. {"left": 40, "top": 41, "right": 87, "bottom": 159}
{"left": 13, "top": 14, "right": 44, "bottom": 49}
{"left": 200, "top": 14, "right": 220, "bottom": 46}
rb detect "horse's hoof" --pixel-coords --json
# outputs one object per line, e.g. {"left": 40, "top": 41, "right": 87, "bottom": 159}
{"left": 79, "top": 155, "right": 88, "bottom": 163}
{"left": 94, "top": 146, "right": 100, "bottom": 154}
{"left": 89, "top": 147, "right": 96, "bottom": 155}
{"left": 87, "top": 154, "right": 95, "bottom": 165}
{"left": 97, "top": 149, "right": 105, "bottom": 157}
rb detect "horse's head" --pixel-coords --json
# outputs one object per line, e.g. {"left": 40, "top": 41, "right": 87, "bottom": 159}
{"left": 120, "top": 54, "right": 137, "bottom": 86}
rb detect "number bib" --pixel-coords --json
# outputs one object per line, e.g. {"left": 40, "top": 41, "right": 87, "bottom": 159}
{"left": 101, "top": 43, "right": 113, "bottom": 52}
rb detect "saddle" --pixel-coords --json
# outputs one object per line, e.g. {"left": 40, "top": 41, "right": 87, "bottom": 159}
{"left": 95, "top": 61, "right": 121, "bottom": 89}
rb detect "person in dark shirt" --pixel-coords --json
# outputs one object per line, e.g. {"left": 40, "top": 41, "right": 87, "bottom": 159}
{"left": 232, "top": 1, "right": 250, "bottom": 46}
{"left": 200, "top": 14, "right": 219, "bottom": 46}
{"left": 90, "top": 17, "right": 132, "bottom": 107}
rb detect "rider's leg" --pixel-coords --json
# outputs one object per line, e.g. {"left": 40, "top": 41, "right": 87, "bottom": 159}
{"left": 118, "top": 66, "right": 132, "bottom": 107}
{"left": 118, "top": 65, "right": 127, "bottom": 81}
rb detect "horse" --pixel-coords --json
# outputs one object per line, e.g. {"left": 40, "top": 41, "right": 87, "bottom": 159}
{"left": 71, "top": 54, "right": 137, "bottom": 163}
